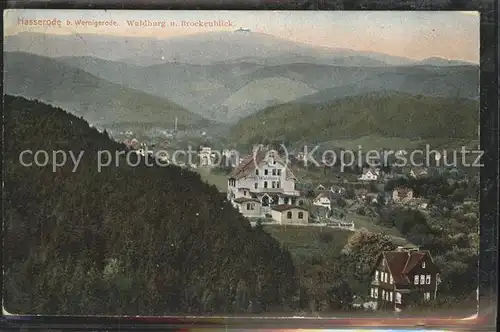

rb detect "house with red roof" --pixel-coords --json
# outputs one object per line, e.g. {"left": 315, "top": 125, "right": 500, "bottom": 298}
{"left": 369, "top": 247, "right": 441, "bottom": 311}
{"left": 227, "top": 146, "right": 300, "bottom": 218}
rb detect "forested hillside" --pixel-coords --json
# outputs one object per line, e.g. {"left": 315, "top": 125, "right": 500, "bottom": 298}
{"left": 3, "top": 95, "right": 298, "bottom": 315}
{"left": 230, "top": 92, "right": 479, "bottom": 146}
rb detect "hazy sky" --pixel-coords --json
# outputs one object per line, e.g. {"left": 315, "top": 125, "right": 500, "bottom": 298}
{"left": 4, "top": 9, "right": 479, "bottom": 62}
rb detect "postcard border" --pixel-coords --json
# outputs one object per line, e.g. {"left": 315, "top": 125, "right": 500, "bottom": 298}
{"left": 1, "top": 0, "right": 498, "bottom": 330}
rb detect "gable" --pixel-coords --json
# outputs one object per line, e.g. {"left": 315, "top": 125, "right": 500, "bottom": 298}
{"left": 404, "top": 252, "right": 439, "bottom": 274}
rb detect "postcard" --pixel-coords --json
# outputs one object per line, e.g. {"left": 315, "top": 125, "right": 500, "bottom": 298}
{"left": 3, "top": 9, "right": 480, "bottom": 318}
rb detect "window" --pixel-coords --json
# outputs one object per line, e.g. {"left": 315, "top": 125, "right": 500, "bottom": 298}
{"left": 395, "top": 292, "right": 402, "bottom": 304}
{"left": 424, "top": 292, "right": 431, "bottom": 301}
{"left": 426, "top": 275, "right": 431, "bottom": 284}
{"left": 414, "top": 275, "right": 419, "bottom": 285}
{"left": 286, "top": 211, "right": 292, "bottom": 219}
{"left": 382, "top": 289, "right": 385, "bottom": 299}
{"left": 384, "top": 273, "right": 388, "bottom": 283}
{"left": 255, "top": 169, "right": 259, "bottom": 175}
{"left": 244, "top": 190, "right": 247, "bottom": 196}
{"left": 375, "top": 271, "right": 379, "bottom": 281}
{"left": 246, "top": 203, "right": 254, "bottom": 210}
{"left": 422, "top": 261, "right": 426, "bottom": 268}
{"left": 264, "top": 181, "right": 268, "bottom": 188}
{"left": 254, "top": 183, "right": 258, "bottom": 189}
{"left": 277, "top": 169, "right": 281, "bottom": 176}
{"left": 389, "top": 274, "right": 394, "bottom": 284}
{"left": 277, "top": 181, "right": 281, "bottom": 188}
{"left": 374, "top": 288, "right": 379, "bottom": 298}
{"left": 420, "top": 275, "right": 425, "bottom": 284}
{"left": 370, "top": 288, "right": 374, "bottom": 298}
{"left": 272, "top": 169, "right": 276, "bottom": 176}
{"left": 389, "top": 292, "right": 393, "bottom": 302}
{"left": 380, "top": 272, "right": 384, "bottom": 282}
{"left": 264, "top": 169, "right": 268, "bottom": 175}
{"left": 298, "top": 212, "right": 304, "bottom": 219}
{"left": 272, "top": 181, "right": 276, "bottom": 188}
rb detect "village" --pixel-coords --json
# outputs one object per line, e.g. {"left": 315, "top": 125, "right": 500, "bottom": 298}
{"left": 202, "top": 142, "right": 477, "bottom": 312}
{"left": 118, "top": 136, "right": 478, "bottom": 312}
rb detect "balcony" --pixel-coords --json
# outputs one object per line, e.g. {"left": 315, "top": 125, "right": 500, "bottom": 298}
{"left": 251, "top": 187, "right": 300, "bottom": 196}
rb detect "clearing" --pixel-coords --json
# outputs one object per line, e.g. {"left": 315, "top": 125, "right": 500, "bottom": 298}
{"left": 194, "top": 167, "right": 228, "bottom": 193}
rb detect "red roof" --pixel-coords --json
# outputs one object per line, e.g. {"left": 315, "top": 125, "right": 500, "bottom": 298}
{"left": 377, "top": 250, "right": 435, "bottom": 288}
{"left": 271, "top": 204, "right": 308, "bottom": 212}
{"left": 228, "top": 148, "right": 295, "bottom": 180}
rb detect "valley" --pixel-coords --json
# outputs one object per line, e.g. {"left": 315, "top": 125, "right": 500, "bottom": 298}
{"left": 3, "top": 21, "right": 481, "bottom": 317}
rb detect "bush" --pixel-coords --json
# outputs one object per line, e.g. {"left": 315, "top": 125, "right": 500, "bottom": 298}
{"left": 356, "top": 207, "right": 366, "bottom": 216}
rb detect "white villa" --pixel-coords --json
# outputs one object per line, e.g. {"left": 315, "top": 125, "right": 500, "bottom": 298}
{"left": 358, "top": 168, "right": 380, "bottom": 181}
{"left": 227, "top": 146, "right": 300, "bottom": 218}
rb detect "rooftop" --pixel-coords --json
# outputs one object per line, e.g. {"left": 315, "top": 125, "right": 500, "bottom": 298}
{"left": 271, "top": 204, "right": 308, "bottom": 212}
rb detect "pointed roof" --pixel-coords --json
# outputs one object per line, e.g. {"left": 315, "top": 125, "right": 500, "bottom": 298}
{"left": 374, "top": 250, "right": 438, "bottom": 288}
{"left": 228, "top": 147, "right": 296, "bottom": 180}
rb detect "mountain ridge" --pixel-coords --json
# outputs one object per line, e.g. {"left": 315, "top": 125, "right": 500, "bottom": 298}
{"left": 229, "top": 91, "right": 479, "bottom": 147}
{"left": 4, "top": 51, "right": 212, "bottom": 128}
{"left": 5, "top": 31, "right": 477, "bottom": 66}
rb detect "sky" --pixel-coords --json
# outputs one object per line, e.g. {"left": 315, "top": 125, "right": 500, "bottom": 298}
{"left": 4, "top": 9, "right": 479, "bottom": 62}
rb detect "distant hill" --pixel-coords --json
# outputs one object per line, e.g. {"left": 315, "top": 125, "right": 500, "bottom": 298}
{"left": 220, "top": 77, "right": 317, "bottom": 120}
{"left": 229, "top": 92, "right": 479, "bottom": 146}
{"left": 4, "top": 52, "right": 211, "bottom": 129}
{"left": 56, "top": 55, "right": 479, "bottom": 122}
{"left": 414, "top": 57, "right": 476, "bottom": 66}
{"left": 3, "top": 95, "right": 298, "bottom": 315}
{"left": 5, "top": 31, "right": 411, "bottom": 66}
{"left": 294, "top": 65, "right": 479, "bottom": 104}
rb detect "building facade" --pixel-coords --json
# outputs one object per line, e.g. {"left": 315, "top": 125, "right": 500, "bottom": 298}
{"left": 271, "top": 205, "right": 309, "bottom": 224}
{"left": 227, "top": 147, "right": 300, "bottom": 218}
{"left": 368, "top": 247, "right": 441, "bottom": 311}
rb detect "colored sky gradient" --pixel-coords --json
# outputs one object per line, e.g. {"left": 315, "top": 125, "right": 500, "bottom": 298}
{"left": 4, "top": 9, "right": 479, "bottom": 63}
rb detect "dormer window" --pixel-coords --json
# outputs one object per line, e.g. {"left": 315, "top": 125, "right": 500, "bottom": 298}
{"left": 422, "top": 261, "right": 426, "bottom": 268}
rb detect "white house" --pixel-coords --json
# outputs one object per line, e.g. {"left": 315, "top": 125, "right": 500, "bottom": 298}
{"left": 199, "top": 145, "right": 214, "bottom": 167}
{"left": 409, "top": 167, "right": 428, "bottom": 179}
{"left": 330, "top": 185, "right": 346, "bottom": 195}
{"left": 392, "top": 187, "right": 414, "bottom": 203}
{"left": 271, "top": 205, "right": 309, "bottom": 224}
{"left": 358, "top": 168, "right": 380, "bottom": 181}
{"left": 227, "top": 146, "right": 300, "bottom": 218}
{"left": 233, "top": 197, "right": 262, "bottom": 218}
{"left": 312, "top": 192, "right": 333, "bottom": 209}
